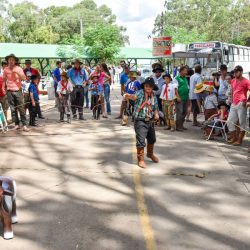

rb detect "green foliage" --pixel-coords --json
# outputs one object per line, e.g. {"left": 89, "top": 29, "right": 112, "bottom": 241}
{"left": 154, "top": 0, "right": 250, "bottom": 46}
{"left": 1, "top": 0, "right": 128, "bottom": 46}
{"left": 82, "top": 24, "right": 124, "bottom": 62}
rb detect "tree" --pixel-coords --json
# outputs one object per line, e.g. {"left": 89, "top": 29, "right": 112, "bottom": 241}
{"left": 153, "top": 0, "right": 250, "bottom": 45}
{"left": 82, "top": 23, "right": 124, "bottom": 62}
{"left": 4, "top": 0, "right": 128, "bottom": 46}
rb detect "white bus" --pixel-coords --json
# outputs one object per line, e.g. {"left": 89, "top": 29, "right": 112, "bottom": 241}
{"left": 187, "top": 41, "right": 250, "bottom": 78}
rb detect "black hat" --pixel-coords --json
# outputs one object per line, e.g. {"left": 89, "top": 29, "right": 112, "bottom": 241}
{"left": 25, "top": 59, "right": 32, "bottom": 64}
{"left": 234, "top": 65, "right": 243, "bottom": 72}
{"left": 141, "top": 77, "right": 159, "bottom": 91}
{"left": 152, "top": 67, "right": 164, "bottom": 73}
{"left": 5, "top": 53, "right": 19, "bottom": 62}
{"left": 30, "top": 74, "right": 39, "bottom": 81}
{"left": 162, "top": 73, "right": 172, "bottom": 80}
{"left": 217, "top": 101, "right": 229, "bottom": 110}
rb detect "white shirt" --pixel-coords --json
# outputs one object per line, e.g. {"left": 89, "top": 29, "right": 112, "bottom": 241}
{"left": 57, "top": 80, "right": 73, "bottom": 95}
{"left": 160, "top": 82, "right": 177, "bottom": 101}
{"left": 22, "top": 80, "right": 30, "bottom": 93}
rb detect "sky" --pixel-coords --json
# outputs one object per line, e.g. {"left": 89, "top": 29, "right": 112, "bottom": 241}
{"left": 9, "top": 0, "right": 165, "bottom": 47}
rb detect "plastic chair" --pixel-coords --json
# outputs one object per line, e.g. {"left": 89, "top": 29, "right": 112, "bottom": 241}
{"left": 206, "top": 118, "right": 227, "bottom": 141}
{"left": 0, "top": 103, "right": 8, "bottom": 133}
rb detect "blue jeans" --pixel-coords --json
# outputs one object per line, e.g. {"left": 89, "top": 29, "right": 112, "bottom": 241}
{"left": 104, "top": 84, "right": 111, "bottom": 113}
{"left": 84, "top": 87, "right": 89, "bottom": 108}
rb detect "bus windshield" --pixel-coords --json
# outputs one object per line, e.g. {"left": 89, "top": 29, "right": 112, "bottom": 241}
{"left": 186, "top": 57, "right": 219, "bottom": 69}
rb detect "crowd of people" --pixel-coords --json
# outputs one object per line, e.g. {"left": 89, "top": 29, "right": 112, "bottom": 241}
{"left": 0, "top": 54, "right": 249, "bottom": 167}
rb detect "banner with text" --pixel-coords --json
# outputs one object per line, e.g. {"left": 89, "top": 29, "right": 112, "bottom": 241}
{"left": 153, "top": 37, "right": 172, "bottom": 57}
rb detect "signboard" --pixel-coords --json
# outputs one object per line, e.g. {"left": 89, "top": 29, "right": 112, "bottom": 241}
{"left": 193, "top": 43, "right": 215, "bottom": 49}
{"left": 153, "top": 37, "right": 172, "bottom": 57}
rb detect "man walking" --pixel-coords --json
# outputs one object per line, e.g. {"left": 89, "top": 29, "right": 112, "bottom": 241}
{"left": 174, "top": 66, "right": 189, "bottom": 131}
{"left": 68, "top": 59, "right": 88, "bottom": 120}
{"left": 3, "top": 54, "right": 29, "bottom": 131}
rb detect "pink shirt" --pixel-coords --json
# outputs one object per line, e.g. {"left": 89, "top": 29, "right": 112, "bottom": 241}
{"left": 231, "top": 77, "right": 250, "bottom": 105}
{"left": 3, "top": 66, "right": 26, "bottom": 91}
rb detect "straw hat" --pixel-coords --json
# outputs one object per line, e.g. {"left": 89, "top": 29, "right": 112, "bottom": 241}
{"left": 205, "top": 85, "right": 214, "bottom": 93}
{"left": 194, "top": 83, "right": 206, "bottom": 94}
{"left": 128, "top": 71, "right": 137, "bottom": 78}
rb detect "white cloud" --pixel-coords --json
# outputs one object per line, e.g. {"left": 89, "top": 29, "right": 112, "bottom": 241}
{"left": 9, "top": 0, "right": 165, "bottom": 47}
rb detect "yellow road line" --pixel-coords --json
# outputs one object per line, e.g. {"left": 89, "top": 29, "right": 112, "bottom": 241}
{"left": 132, "top": 136, "right": 157, "bottom": 250}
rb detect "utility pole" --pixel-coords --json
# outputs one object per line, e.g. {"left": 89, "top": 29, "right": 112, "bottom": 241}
{"left": 160, "top": 12, "right": 164, "bottom": 36}
{"left": 80, "top": 18, "right": 83, "bottom": 38}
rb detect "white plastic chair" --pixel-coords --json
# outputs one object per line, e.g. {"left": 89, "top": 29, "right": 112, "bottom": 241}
{"left": 0, "top": 103, "right": 8, "bottom": 133}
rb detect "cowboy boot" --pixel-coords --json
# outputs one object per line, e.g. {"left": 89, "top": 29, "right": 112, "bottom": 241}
{"left": 228, "top": 131, "right": 237, "bottom": 144}
{"left": 147, "top": 144, "right": 159, "bottom": 163}
{"left": 60, "top": 112, "right": 64, "bottom": 122}
{"left": 233, "top": 131, "right": 245, "bottom": 146}
{"left": 176, "top": 121, "right": 183, "bottom": 131}
{"left": 137, "top": 148, "right": 146, "bottom": 168}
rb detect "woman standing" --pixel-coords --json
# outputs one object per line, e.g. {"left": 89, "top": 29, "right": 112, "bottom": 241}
{"left": 101, "top": 63, "right": 112, "bottom": 115}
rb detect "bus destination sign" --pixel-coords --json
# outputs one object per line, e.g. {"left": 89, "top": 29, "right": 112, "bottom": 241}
{"left": 193, "top": 43, "right": 216, "bottom": 49}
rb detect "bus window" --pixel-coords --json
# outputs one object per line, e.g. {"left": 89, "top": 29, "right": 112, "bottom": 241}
{"left": 229, "top": 46, "right": 234, "bottom": 61}
{"left": 234, "top": 47, "right": 239, "bottom": 61}
{"left": 244, "top": 49, "right": 248, "bottom": 61}
{"left": 239, "top": 48, "right": 244, "bottom": 61}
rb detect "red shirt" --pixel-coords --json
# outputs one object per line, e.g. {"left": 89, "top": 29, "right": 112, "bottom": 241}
{"left": 0, "top": 76, "right": 5, "bottom": 97}
{"left": 23, "top": 67, "right": 39, "bottom": 78}
{"left": 231, "top": 77, "right": 250, "bottom": 105}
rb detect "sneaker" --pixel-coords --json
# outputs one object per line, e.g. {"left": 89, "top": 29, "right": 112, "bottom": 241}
{"left": 171, "top": 127, "right": 175, "bottom": 132}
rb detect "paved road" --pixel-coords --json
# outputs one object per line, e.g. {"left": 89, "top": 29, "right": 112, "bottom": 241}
{"left": 0, "top": 89, "right": 250, "bottom": 250}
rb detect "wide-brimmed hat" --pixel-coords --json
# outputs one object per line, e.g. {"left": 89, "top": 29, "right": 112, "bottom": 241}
{"left": 152, "top": 62, "right": 164, "bottom": 73}
{"left": 152, "top": 67, "right": 164, "bottom": 73}
{"left": 60, "top": 71, "right": 68, "bottom": 78}
{"left": 74, "top": 58, "right": 83, "bottom": 65}
{"left": 162, "top": 73, "right": 172, "bottom": 81}
{"left": 217, "top": 101, "right": 229, "bottom": 110}
{"left": 141, "top": 77, "right": 159, "bottom": 91}
{"left": 194, "top": 83, "right": 206, "bottom": 94}
{"left": 205, "top": 85, "right": 214, "bottom": 93}
{"left": 128, "top": 71, "right": 137, "bottom": 78}
{"left": 5, "top": 53, "right": 19, "bottom": 62}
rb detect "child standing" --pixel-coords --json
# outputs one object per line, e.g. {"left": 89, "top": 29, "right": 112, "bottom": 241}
{"left": 28, "top": 75, "right": 40, "bottom": 126}
{"left": 89, "top": 73, "right": 102, "bottom": 120}
{"left": 124, "top": 77, "right": 159, "bottom": 169}
{"left": 22, "top": 71, "right": 31, "bottom": 114}
{"left": 57, "top": 71, "right": 73, "bottom": 123}
{"left": 122, "top": 71, "right": 141, "bottom": 125}
{"left": 160, "top": 73, "right": 177, "bottom": 131}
